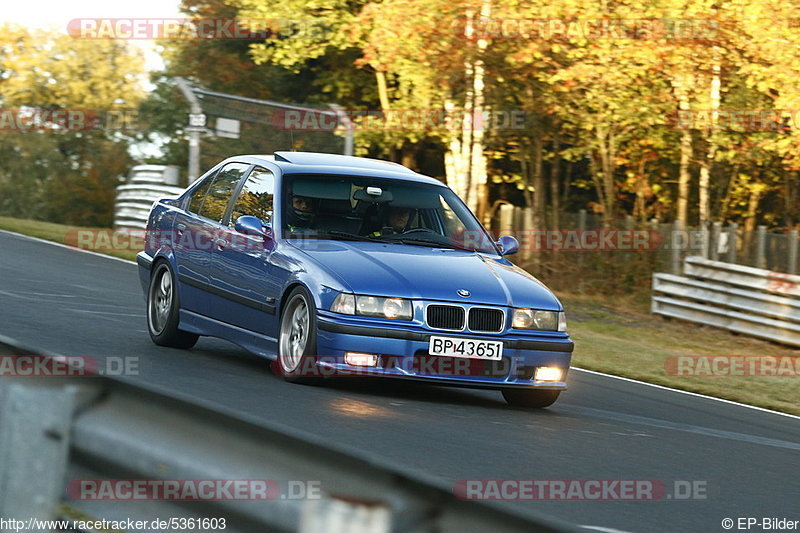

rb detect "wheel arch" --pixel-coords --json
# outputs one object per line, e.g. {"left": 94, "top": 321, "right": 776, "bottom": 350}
{"left": 144, "top": 251, "right": 179, "bottom": 296}
{"left": 278, "top": 282, "right": 311, "bottom": 318}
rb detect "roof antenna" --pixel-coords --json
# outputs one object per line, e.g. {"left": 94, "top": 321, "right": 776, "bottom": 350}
{"left": 289, "top": 128, "right": 296, "bottom": 151}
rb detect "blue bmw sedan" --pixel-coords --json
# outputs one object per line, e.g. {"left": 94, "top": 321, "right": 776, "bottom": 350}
{"left": 137, "top": 152, "right": 573, "bottom": 407}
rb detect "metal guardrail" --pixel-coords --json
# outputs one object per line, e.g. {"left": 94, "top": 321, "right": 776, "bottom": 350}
{"left": 0, "top": 336, "right": 581, "bottom": 533}
{"left": 682, "top": 256, "right": 800, "bottom": 296}
{"left": 114, "top": 166, "right": 184, "bottom": 230}
{"left": 652, "top": 256, "right": 800, "bottom": 347}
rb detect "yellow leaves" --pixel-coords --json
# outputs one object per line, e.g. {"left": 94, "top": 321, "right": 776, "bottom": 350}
{"left": 0, "top": 28, "right": 145, "bottom": 110}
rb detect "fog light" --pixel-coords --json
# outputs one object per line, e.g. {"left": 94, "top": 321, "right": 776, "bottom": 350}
{"left": 345, "top": 353, "right": 378, "bottom": 367}
{"left": 534, "top": 366, "right": 563, "bottom": 382}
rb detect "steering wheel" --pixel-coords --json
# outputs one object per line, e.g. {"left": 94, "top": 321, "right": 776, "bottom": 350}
{"left": 400, "top": 228, "right": 433, "bottom": 235}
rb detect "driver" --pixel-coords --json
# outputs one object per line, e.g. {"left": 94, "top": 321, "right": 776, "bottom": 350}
{"left": 285, "top": 195, "right": 316, "bottom": 231}
{"left": 370, "top": 205, "right": 412, "bottom": 236}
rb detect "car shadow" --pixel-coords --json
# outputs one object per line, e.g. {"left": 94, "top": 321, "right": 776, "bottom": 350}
{"left": 320, "top": 376, "right": 564, "bottom": 414}
{"left": 185, "top": 340, "right": 564, "bottom": 414}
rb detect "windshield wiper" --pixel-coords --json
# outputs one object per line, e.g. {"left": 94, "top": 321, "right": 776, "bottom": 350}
{"left": 393, "top": 237, "right": 476, "bottom": 252}
{"left": 316, "top": 231, "right": 480, "bottom": 252}
{"left": 317, "top": 230, "right": 384, "bottom": 242}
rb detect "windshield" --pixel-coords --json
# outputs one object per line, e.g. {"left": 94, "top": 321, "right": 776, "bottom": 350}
{"left": 282, "top": 174, "right": 499, "bottom": 254}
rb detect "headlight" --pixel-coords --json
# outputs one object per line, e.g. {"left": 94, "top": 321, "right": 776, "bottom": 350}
{"left": 330, "top": 293, "right": 412, "bottom": 321}
{"left": 382, "top": 298, "right": 411, "bottom": 319}
{"left": 512, "top": 309, "right": 566, "bottom": 332}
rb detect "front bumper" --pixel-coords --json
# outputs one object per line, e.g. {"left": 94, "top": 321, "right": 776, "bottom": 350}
{"left": 314, "top": 312, "right": 573, "bottom": 390}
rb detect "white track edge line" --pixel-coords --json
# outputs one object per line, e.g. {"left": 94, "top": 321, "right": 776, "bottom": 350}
{"left": 581, "top": 526, "right": 635, "bottom": 533}
{"left": 572, "top": 367, "right": 800, "bottom": 421}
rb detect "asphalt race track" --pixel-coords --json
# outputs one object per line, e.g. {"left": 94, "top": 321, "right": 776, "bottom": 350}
{"left": 1, "top": 229, "right": 798, "bottom": 532}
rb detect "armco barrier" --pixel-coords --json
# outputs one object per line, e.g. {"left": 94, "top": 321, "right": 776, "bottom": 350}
{"left": 114, "top": 165, "right": 184, "bottom": 230}
{"left": 0, "top": 335, "right": 581, "bottom": 533}
{"left": 652, "top": 256, "right": 800, "bottom": 347}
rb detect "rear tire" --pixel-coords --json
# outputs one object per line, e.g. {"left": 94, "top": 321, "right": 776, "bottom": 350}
{"left": 277, "top": 287, "right": 322, "bottom": 384}
{"left": 147, "top": 261, "right": 199, "bottom": 349}
{"left": 502, "top": 389, "right": 560, "bottom": 408}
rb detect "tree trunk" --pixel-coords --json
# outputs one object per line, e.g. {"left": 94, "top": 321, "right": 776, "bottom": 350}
{"left": 698, "top": 62, "right": 720, "bottom": 225}
{"left": 375, "top": 70, "right": 391, "bottom": 112}
{"left": 400, "top": 145, "right": 416, "bottom": 170}
{"left": 785, "top": 171, "right": 797, "bottom": 229}
{"left": 743, "top": 183, "right": 762, "bottom": 233}
{"left": 719, "top": 164, "right": 739, "bottom": 222}
{"left": 532, "top": 135, "right": 544, "bottom": 230}
{"left": 698, "top": 142, "right": 715, "bottom": 225}
{"left": 678, "top": 130, "right": 692, "bottom": 224}
{"left": 443, "top": 101, "right": 470, "bottom": 199}
{"left": 550, "top": 134, "right": 561, "bottom": 229}
{"left": 561, "top": 160, "right": 573, "bottom": 206}
{"left": 595, "top": 126, "right": 616, "bottom": 227}
{"left": 589, "top": 153, "right": 605, "bottom": 219}
{"left": 518, "top": 155, "right": 535, "bottom": 260}
{"left": 673, "top": 74, "right": 694, "bottom": 224}
{"left": 443, "top": 9, "right": 476, "bottom": 201}
{"left": 604, "top": 129, "right": 616, "bottom": 224}
{"left": 634, "top": 155, "right": 649, "bottom": 221}
{"left": 463, "top": 0, "right": 491, "bottom": 216}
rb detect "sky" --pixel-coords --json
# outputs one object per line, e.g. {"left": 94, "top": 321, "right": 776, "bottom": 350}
{"left": 1, "top": 0, "right": 183, "bottom": 71}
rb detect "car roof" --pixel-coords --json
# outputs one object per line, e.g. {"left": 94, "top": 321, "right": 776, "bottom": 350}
{"left": 228, "top": 152, "right": 445, "bottom": 186}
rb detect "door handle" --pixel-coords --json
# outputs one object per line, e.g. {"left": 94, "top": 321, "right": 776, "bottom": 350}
{"left": 175, "top": 223, "right": 186, "bottom": 236}
{"left": 215, "top": 238, "right": 228, "bottom": 250}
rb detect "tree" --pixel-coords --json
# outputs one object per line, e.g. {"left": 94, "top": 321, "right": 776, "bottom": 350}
{"left": 0, "top": 25, "right": 145, "bottom": 226}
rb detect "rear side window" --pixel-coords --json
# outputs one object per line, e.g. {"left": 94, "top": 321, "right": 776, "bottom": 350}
{"left": 230, "top": 167, "right": 275, "bottom": 226}
{"left": 197, "top": 162, "right": 250, "bottom": 223}
{"left": 187, "top": 175, "right": 214, "bottom": 214}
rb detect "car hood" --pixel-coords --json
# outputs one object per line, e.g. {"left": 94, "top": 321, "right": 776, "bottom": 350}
{"left": 290, "top": 240, "right": 561, "bottom": 310}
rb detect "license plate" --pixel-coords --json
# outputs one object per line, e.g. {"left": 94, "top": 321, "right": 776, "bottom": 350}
{"left": 428, "top": 336, "right": 503, "bottom": 360}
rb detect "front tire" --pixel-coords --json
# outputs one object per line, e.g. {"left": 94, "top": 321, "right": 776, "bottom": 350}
{"left": 147, "top": 261, "right": 198, "bottom": 349}
{"left": 502, "top": 389, "right": 560, "bottom": 408}
{"left": 277, "top": 287, "right": 321, "bottom": 384}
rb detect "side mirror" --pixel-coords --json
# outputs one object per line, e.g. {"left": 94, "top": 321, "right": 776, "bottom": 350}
{"left": 497, "top": 235, "right": 519, "bottom": 256}
{"left": 235, "top": 215, "right": 271, "bottom": 239}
